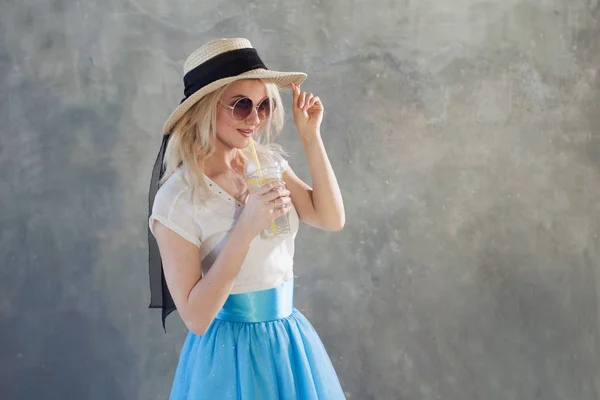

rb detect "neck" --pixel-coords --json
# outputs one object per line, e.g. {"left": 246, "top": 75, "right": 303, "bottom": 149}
{"left": 203, "top": 141, "right": 240, "bottom": 177}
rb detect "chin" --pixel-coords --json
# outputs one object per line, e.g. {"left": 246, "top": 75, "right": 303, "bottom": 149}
{"left": 234, "top": 137, "right": 251, "bottom": 149}
{"left": 217, "top": 135, "right": 250, "bottom": 150}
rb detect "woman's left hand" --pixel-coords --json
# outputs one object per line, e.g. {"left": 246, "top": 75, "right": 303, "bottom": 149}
{"left": 291, "top": 83, "right": 323, "bottom": 139}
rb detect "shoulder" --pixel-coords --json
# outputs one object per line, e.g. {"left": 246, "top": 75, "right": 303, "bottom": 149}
{"left": 154, "top": 170, "right": 195, "bottom": 213}
{"left": 150, "top": 169, "right": 203, "bottom": 248}
{"left": 267, "top": 151, "right": 289, "bottom": 170}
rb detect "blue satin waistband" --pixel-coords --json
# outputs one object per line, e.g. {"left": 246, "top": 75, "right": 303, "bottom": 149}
{"left": 215, "top": 279, "right": 294, "bottom": 323}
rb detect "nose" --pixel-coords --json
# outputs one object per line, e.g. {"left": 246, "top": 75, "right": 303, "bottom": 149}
{"left": 245, "top": 107, "right": 261, "bottom": 124}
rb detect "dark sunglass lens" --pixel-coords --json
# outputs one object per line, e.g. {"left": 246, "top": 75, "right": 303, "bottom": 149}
{"left": 233, "top": 98, "right": 253, "bottom": 120}
{"left": 257, "top": 98, "right": 273, "bottom": 119}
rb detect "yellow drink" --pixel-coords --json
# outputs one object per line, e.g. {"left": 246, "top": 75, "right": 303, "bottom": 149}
{"left": 244, "top": 166, "right": 291, "bottom": 239}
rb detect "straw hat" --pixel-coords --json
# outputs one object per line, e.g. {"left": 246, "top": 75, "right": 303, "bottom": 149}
{"left": 162, "top": 38, "right": 307, "bottom": 134}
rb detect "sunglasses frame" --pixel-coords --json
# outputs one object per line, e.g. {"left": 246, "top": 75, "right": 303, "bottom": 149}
{"left": 219, "top": 97, "right": 276, "bottom": 121}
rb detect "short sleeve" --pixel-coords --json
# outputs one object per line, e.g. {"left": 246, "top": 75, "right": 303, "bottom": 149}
{"left": 149, "top": 185, "right": 202, "bottom": 248}
{"left": 274, "top": 153, "right": 289, "bottom": 172}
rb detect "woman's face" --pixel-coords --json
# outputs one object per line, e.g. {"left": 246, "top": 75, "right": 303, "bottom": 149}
{"left": 215, "top": 79, "right": 268, "bottom": 149}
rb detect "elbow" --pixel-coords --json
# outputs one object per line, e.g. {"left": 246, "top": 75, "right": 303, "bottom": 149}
{"left": 183, "top": 315, "right": 210, "bottom": 336}
{"left": 333, "top": 220, "right": 345, "bottom": 231}
{"left": 334, "top": 209, "right": 346, "bottom": 231}
{"left": 324, "top": 215, "right": 345, "bottom": 231}
{"left": 338, "top": 213, "right": 346, "bottom": 230}
{"left": 191, "top": 328, "right": 208, "bottom": 336}
{"left": 187, "top": 321, "right": 209, "bottom": 336}
{"left": 334, "top": 211, "right": 346, "bottom": 231}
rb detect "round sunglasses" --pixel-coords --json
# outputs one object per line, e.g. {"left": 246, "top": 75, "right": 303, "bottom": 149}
{"left": 220, "top": 97, "right": 276, "bottom": 121}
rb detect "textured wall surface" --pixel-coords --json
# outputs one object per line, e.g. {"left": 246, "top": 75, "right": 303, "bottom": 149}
{"left": 1, "top": 0, "right": 599, "bottom": 399}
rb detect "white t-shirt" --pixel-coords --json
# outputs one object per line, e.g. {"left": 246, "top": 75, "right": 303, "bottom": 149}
{"left": 149, "top": 155, "right": 300, "bottom": 294}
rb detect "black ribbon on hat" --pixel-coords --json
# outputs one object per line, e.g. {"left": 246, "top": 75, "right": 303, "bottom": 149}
{"left": 182, "top": 48, "right": 268, "bottom": 102}
{"left": 148, "top": 47, "right": 268, "bottom": 331}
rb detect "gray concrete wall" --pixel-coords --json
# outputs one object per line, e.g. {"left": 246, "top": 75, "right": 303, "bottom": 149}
{"left": 1, "top": 0, "right": 599, "bottom": 399}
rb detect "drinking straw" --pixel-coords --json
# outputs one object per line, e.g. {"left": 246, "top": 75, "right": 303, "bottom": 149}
{"left": 248, "top": 138, "right": 279, "bottom": 235}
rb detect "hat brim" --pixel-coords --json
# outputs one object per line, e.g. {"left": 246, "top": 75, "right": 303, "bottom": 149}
{"left": 162, "top": 68, "right": 307, "bottom": 134}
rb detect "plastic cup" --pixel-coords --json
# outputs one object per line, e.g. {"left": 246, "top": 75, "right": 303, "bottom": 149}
{"left": 244, "top": 165, "right": 292, "bottom": 240}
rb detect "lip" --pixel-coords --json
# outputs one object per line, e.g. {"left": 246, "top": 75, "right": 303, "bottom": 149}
{"left": 237, "top": 129, "right": 254, "bottom": 138}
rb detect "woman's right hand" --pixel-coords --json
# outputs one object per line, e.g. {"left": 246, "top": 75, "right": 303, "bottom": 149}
{"left": 236, "top": 180, "right": 292, "bottom": 240}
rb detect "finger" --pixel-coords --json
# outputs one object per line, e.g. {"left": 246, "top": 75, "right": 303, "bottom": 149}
{"left": 312, "top": 96, "right": 322, "bottom": 110}
{"left": 271, "top": 196, "right": 292, "bottom": 208}
{"left": 298, "top": 92, "right": 306, "bottom": 109}
{"left": 263, "top": 190, "right": 285, "bottom": 204}
{"left": 256, "top": 180, "right": 285, "bottom": 195}
{"left": 273, "top": 203, "right": 291, "bottom": 217}
{"left": 305, "top": 97, "right": 318, "bottom": 113}
{"left": 292, "top": 83, "right": 299, "bottom": 102}
{"left": 278, "top": 196, "right": 293, "bottom": 207}
{"left": 304, "top": 93, "right": 314, "bottom": 112}
{"left": 264, "top": 188, "right": 290, "bottom": 202}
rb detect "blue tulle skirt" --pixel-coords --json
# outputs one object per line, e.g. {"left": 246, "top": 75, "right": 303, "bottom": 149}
{"left": 169, "top": 279, "right": 346, "bottom": 399}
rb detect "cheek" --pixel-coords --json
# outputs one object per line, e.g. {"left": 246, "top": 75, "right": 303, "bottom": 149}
{"left": 216, "top": 110, "right": 236, "bottom": 133}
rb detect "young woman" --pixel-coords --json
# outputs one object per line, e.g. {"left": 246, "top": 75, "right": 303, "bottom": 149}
{"left": 148, "top": 38, "right": 346, "bottom": 399}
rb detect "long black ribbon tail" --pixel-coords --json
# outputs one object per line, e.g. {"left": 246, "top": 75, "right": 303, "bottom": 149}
{"left": 148, "top": 133, "right": 176, "bottom": 332}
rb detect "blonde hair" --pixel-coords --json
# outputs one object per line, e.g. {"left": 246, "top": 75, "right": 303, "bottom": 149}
{"left": 160, "top": 79, "right": 288, "bottom": 203}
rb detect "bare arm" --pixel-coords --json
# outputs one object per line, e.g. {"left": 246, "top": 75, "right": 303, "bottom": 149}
{"left": 153, "top": 221, "right": 253, "bottom": 335}
{"left": 287, "top": 83, "right": 345, "bottom": 231}
{"left": 152, "top": 180, "right": 292, "bottom": 335}
{"left": 283, "top": 135, "right": 345, "bottom": 231}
